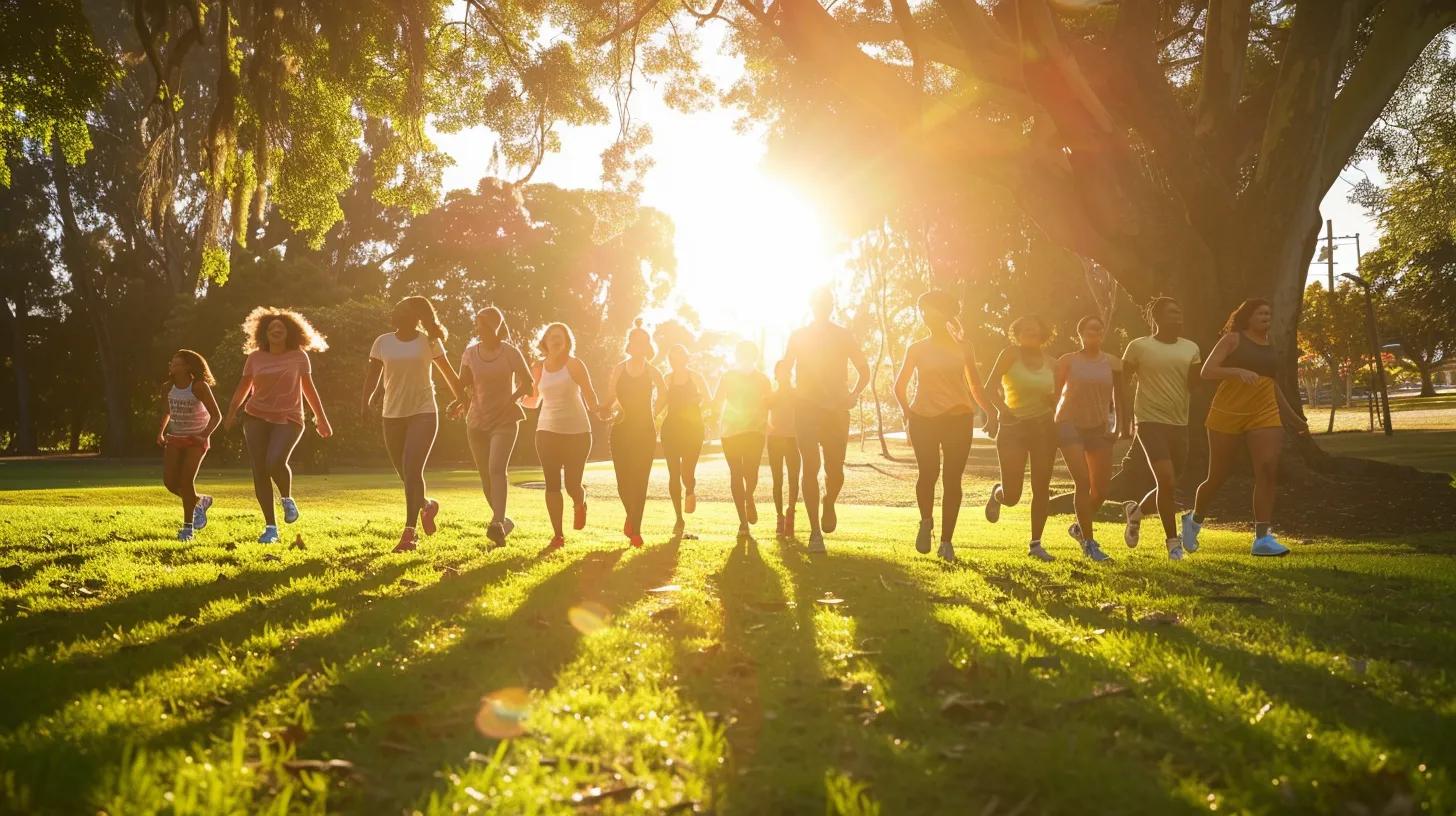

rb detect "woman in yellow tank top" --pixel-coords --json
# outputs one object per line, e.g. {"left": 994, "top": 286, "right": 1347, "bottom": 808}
{"left": 981, "top": 315, "right": 1059, "bottom": 562}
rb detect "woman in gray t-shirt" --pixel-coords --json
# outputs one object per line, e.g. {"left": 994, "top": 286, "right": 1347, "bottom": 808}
{"left": 456, "top": 307, "right": 533, "bottom": 546}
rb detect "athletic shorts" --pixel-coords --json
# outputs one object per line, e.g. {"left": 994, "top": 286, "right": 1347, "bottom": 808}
{"left": 1135, "top": 422, "right": 1188, "bottom": 471}
{"left": 1206, "top": 378, "right": 1282, "bottom": 435}
{"left": 794, "top": 400, "right": 850, "bottom": 450}
{"left": 164, "top": 434, "right": 210, "bottom": 452}
{"left": 995, "top": 414, "right": 1057, "bottom": 457}
{"left": 1056, "top": 422, "right": 1113, "bottom": 451}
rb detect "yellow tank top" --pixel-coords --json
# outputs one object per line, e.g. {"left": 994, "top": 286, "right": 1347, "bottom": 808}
{"left": 1003, "top": 356, "right": 1054, "bottom": 420}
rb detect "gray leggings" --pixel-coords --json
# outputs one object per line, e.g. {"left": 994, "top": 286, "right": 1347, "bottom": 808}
{"left": 242, "top": 415, "right": 305, "bottom": 526}
{"left": 383, "top": 412, "right": 438, "bottom": 528}
{"left": 467, "top": 424, "right": 519, "bottom": 525}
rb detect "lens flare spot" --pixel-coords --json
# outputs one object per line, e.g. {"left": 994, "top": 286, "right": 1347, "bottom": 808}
{"left": 568, "top": 601, "right": 611, "bottom": 634}
{"left": 475, "top": 688, "right": 531, "bottom": 738}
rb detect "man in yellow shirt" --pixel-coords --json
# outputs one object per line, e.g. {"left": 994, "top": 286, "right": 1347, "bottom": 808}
{"left": 1120, "top": 298, "right": 1202, "bottom": 560}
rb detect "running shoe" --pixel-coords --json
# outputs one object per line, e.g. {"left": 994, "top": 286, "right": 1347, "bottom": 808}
{"left": 984, "top": 483, "right": 1002, "bottom": 523}
{"left": 915, "top": 519, "right": 933, "bottom": 554}
{"left": 177, "top": 526, "right": 195, "bottom": 542}
{"left": 502, "top": 517, "right": 515, "bottom": 538}
{"left": 630, "top": 534, "right": 645, "bottom": 549}
{"left": 258, "top": 525, "right": 280, "bottom": 544}
{"left": 807, "top": 531, "right": 826, "bottom": 554}
{"left": 547, "top": 534, "right": 566, "bottom": 551}
{"left": 393, "top": 529, "right": 418, "bottom": 553}
{"left": 937, "top": 541, "right": 957, "bottom": 563}
{"left": 1166, "top": 537, "right": 1185, "bottom": 561}
{"left": 685, "top": 492, "right": 697, "bottom": 514}
{"left": 193, "top": 495, "right": 213, "bottom": 530}
{"left": 1180, "top": 512, "right": 1201, "bottom": 553}
{"left": 281, "top": 497, "right": 300, "bottom": 524}
{"left": 738, "top": 522, "right": 751, "bottom": 539}
{"left": 1068, "top": 522, "right": 1084, "bottom": 544}
{"left": 822, "top": 502, "right": 838, "bottom": 534}
{"left": 1122, "top": 501, "right": 1140, "bottom": 548}
{"left": 421, "top": 499, "right": 440, "bottom": 535}
{"left": 746, "top": 497, "right": 758, "bottom": 525}
{"left": 776, "top": 515, "right": 786, "bottom": 537}
{"left": 486, "top": 521, "right": 506, "bottom": 547}
{"left": 1028, "top": 543, "right": 1056, "bottom": 562}
{"left": 573, "top": 501, "right": 587, "bottom": 531}
{"left": 1251, "top": 534, "right": 1290, "bottom": 557}
{"left": 1081, "top": 539, "right": 1112, "bottom": 562}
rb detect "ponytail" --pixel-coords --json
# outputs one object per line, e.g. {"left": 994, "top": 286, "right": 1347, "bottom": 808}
{"left": 400, "top": 296, "right": 448, "bottom": 342}
{"left": 477, "top": 306, "right": 509, "bottom": 343}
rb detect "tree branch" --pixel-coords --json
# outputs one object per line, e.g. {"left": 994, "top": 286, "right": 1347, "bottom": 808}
{"left": 1194, "top": 0, "right": 1252, "bottom": 153}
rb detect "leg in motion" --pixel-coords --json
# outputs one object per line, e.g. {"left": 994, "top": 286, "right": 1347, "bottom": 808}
{"left": 536, "top": 431, "right": 567, "bottom": 540}
{"left": 1246, "top": 427, "right": 1288, "bottom": 555}
{"left": 401, "top": 413, "right": 438, "bottom": 530}
{"left": 1027, "top": 422, "right": 1057, "bottom": 553}
{"left": 563, "top": 433, "right": 591, "bottom": 528}
{"left": 940, "top": 415, "right": 972, "bottom": 546}
{"left": 908, "top": 415, "right": 939, "bottom": 553}
{"left": 769, "top": 437, "right": 787, "bottom": 520}
{"left": 820, "top": 413, "right": 849, "bottom": 534}
{"left": 243, "top": 416, "right": 279, "bottom": 528}
{"left": 1188, "top": 429, "right": 1242, "bottom": 553}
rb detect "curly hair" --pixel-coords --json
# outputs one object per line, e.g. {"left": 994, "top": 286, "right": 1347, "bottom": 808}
{"left": 1007, "top": 314, "right": 1050, "bottom": 343}
{"left": 241, "top": 307, "right": 329, "bottom": 354}
{"left": 172, "top": 349, "right": 216, "bottom": 386}
{"left": 1222, "top": 298, "right": 1271, "bottom": 334}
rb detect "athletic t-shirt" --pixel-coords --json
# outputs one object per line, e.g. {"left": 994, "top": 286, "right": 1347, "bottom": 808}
{"left": 370, "top": 332, "right": 447, "bottom": 418}
{"left": 788, "top": 321, "right": 857, "bottom": 411}
{"left": 1123, "top": 336, "right": 1201, "bottom": 426}
{"left": 243, "top": 349, "right": 310, "bottom": 426}
{"left": 461, "top": 342, "right": 528, "bottom": 432}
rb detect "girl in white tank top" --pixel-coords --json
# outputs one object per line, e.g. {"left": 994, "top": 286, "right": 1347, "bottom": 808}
{"left": 529, "top": 323, "right": 603, "bottom": 548}
{"left": 537, "top": 364, "right": 592, "bottom": 434}
{"left": 160, "top": 350, "right": 222, "bottom": 543}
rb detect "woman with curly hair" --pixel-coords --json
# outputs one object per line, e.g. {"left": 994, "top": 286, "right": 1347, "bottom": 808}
{"left": 158, "top": 349, "right": 222, "bottom": 541}
{"left": 363, "top": 296, "right": 465, "bottom": 553}
{"left": 525, "top": 321, "right": 602, "bottom": 550}
{"left": 223, "top": 307, "right": 334, "bottom": 543}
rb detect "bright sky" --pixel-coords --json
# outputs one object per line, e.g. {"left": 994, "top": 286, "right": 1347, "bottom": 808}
{"left": 432, "top": 22, "right": 1382, "bottom": 340}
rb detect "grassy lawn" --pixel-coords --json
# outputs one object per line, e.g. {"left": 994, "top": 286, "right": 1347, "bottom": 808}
{"left": 2, "top": 456, "right": 1454, "bottom": 814}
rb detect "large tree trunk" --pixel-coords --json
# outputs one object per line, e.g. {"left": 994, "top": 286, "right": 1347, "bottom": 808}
{"left": 1, "top": 296, "right": 38, "bottom": 455}
{"left": 49, "top": 145, "right": 132, "bottom": 456}
{"left": 1417, "top": 362, "right": 1436, "bottom": 397}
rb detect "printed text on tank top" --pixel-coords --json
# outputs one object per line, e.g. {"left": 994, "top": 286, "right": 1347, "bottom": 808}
{"left": 168, "top": 381, "right": 211, "bottom": 437}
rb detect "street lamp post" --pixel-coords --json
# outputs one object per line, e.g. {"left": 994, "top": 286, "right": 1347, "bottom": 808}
{"left": 1340, "top": 272, "right": 1394, "bottom": 436}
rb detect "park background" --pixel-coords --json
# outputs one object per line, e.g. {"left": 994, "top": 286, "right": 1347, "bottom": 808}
{"left": 4, "top": 1, "right": 1456, "bottom": 814}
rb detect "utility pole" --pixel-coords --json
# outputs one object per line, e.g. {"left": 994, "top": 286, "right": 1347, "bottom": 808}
{"left": 1325, "top": 219, "right": 1337, "bottom": 434}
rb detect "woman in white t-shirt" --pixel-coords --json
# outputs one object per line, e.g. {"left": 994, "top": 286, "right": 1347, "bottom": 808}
{"left": 362, "top": 296, "right": 465, "bottom": 553}
{"left": 526, "top": 322, "right": 602, "bottom": 550}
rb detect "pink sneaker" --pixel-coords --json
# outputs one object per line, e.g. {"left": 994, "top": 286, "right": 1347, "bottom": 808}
{"left": 393, "top": 529, "right": 418, "bottom": 553}
{"left": 420, "top": 499, "right": 440, "bottom": 536}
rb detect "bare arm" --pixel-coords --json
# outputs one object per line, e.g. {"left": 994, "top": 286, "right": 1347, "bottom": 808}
{"left": 960, "top": 344, "right": 993, "bottom": 418}
{"left": 847, "top": 343, "right": 871, "bottom": 405}
{"left": 892, "top": 343, "right": 915, "bottom": 416}
{"left": 981, "top": 348, "right": 1014, "bottom": 419}
{"left": 1201, "top": 333, "right": 1258, "bottom": 384}
{"left": 301, "top": 373, "right": 332, "bottom": 437}
{"left": 510, "top": 347, "right": 534, "bottom": 402}
{"left": 649, "top": 364, "right": 667, "bottom": 416}
{"left": 432, "top": 354, "right": 465, "bottom": 407}
{"left": 157, "top": 387, "right": 172, "bottom": 445}
{"left": 1053, "top": 353, "right": 1072, "bottom": 408}
{"left": 195, "top": 381, "right": 222, "bottom": 439}
{"left": 599, "top": 363, "right": 623, "bottom": 420}
{"left": 1110, "top": 356, "right": 1129, "bottom": 437}
{"left": 223, "top": 372, "right": 254, "bottom": 430}
{"left": 361, "top": 358, "right": 384, "bottom": 417}
{"left": 567, "top": 357, "right": 601, "bottom": 413}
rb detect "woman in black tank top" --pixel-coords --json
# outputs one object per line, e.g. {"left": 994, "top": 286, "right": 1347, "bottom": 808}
{"left": 658, "top": 343, "right": 708, "bottom": 534}
{"left": 602, "top": 322, "right": 664, "bottom": 548}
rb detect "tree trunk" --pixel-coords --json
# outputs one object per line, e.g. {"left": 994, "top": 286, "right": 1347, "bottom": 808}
{"left": 872, "top": 256, "right": 891, "bottom": 459}
{"left": 1, "top": 296, "right": 38, "bottom": 455}
{"left": 1417, "top": 362, "right": 1436, "bottom": 397}
{"left": 49, "top": 144, "right": 132, "bottom": 456}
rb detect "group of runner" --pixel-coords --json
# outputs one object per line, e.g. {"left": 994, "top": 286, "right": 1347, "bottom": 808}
{"left": 157, "top": 288, "right": 1306, "bottom": 559}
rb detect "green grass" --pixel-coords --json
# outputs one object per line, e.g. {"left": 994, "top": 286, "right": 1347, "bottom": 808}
{"left": 1317, "top": 429, "right": 1456, "bottom": 476}
{"left": 2, "top": 455, "right": 1455, "bottom": 814}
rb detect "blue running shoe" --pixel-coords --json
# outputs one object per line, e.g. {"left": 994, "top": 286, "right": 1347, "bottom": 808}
{"left": 193, "top": 495, "right": 213, "bottom": 530}
{"left": 177, "top": 526, "right": 195, "bottom": 542}
{"left": 258, "top": 525, "right": 280, "bottom": 544}
{"left": 281, "top": 497, "right": 300, "bottom": 524}
{"left": 1180, "top": 512, "right": 1201, "bottom": 553}
{"left": 1252, "top": 534, "right": 1290, "bottom": 557}
{"left": 1082, "top": 539, "right": 1112, "bottom": 562}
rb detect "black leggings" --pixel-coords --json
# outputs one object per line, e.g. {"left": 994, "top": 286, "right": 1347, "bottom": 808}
{"left": 242, "top": 415, "right": 305, "bottom": 525}
{"left": 536, "top": 430, "right": 591, "bottom": 537}
{"left": 722, "top": 432, "right": 765, "bottom": 523}
{"left": 767, "top": 435, "right": 799, "bottom": 517}
{"left": 661, "top": 419, "right": 703, "bottom": 521}
{"left": 908, "top": 412, "right": 974, "bottom": 543}
{"left": 611, "top": 422, "right": 656, "bottom": 533}
{"left": 383, "top": 412, "right": 438, "bottom": 528}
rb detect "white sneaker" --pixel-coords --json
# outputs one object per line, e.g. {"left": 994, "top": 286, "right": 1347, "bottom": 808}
{"left": 1122, "top": 501, "right": 1140, "bottom": 548}
{"left": 1028, "top": 543, "right": 1056, "bottom": 562}
{"left": 1181, "top": 512, "right": 1201, "bottom": 553}
{"left": 1166, "top": 537, "right": 1185, "bottom": 561}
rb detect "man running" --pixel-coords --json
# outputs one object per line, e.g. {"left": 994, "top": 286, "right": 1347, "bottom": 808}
{"left": 783, "top": 288, "right": 869, "bottom": 554}
{"left": 1120, "top": 297, "right": 1202, "bottom": 560}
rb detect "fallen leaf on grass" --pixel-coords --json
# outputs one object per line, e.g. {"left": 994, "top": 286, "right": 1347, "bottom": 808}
{"left": 648, "top": 584, "right": 682, "bottom": 594}
{"left": 1138, "top": 611, "right": 1181, "bottom": 625}
{"left": 290, "top": 535, "right": 306, "bottom": 551}
{"left": 1057, "top": 683, "right": 1132, "bottom": 710}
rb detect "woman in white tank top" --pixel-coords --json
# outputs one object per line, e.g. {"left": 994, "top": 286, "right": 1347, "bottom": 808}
{"left": 158, "top": 349, "right": 222, "bottom": 542}
{"left": 527, "top": 322, "right": 602, "bottom": 548}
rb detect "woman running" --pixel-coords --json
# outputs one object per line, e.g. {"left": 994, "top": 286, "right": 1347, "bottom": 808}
{"left": 981, "top": 316, "right": 1059, "bottom": 562}
{"left": 1053, "top": 315, "right": 1127, "bottom": 563}
{"left": 362, "top": 296, "right": 464, "bottom": 553}
{"left": 158, "top": 350, "right": 221, "bottom": 541}
{"left": 1185, "top": 299, "right": 1308, "bottom": 556}
{"left": 529, "top": 322, "right": 602, "bottom": 549}
{"left": 1120, "top": 297, "right": 1202, "bottom": 560}
{"left": 601, "top": 320, "right": 665, "bottom": 548}
{"left": 767, "top": 359, "right": 800, "bottom": 537}
{"left": 713, "top": 341, "right": 773, "bottom": 538}
{"left": 893, "top": 290, "right": 992, "bottom": 561}
{"left": 458, "top": 306, "right": 533, "bottom": 548}
{"left": 223, "top": 308, "right": 333, "bottom": 544}
{"left": 658, "top": 343, "right": 709, "bottom": 535}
